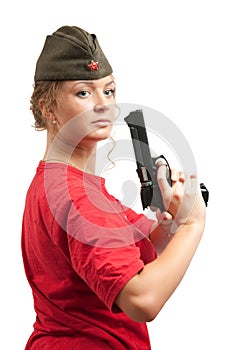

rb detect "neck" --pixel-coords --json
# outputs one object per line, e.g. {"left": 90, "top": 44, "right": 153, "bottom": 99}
{"left": 43, "top": 132, "right": 97, "bottom": 174}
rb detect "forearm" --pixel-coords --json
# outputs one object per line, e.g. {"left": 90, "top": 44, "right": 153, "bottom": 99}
{"left": 116, "top": 162, "right": 206, "bottom": 322}
{"left": 116, "top": 222, "right": 204, "bottom": 322}
{"left": 143, "top": 222, "right": 203, "bottom": 307}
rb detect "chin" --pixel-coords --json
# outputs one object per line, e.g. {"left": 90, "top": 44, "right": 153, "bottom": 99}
{"left": 85, "top": 127, "right": 112, "bottom": 142}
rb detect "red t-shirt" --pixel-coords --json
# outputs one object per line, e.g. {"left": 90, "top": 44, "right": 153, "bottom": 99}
{"left": 22, "top": 162, "right": 157, "bottom": 350}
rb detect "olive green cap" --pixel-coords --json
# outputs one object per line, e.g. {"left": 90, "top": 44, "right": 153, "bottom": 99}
{"left": 34, "top": 26, "right": 113, "bottom": 82}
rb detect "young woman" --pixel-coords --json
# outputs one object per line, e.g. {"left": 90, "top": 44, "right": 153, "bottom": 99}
{"left": 22, "top": 26, "right": 206, "bottom": 350}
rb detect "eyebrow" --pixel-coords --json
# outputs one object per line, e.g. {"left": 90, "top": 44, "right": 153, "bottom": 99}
{"left": 72, "top": 79, "right": 116, "bottom": 88}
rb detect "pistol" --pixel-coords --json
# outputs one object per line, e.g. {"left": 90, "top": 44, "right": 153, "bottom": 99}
{"left": 124, "top": 109, "right": 209, "bottom": 212}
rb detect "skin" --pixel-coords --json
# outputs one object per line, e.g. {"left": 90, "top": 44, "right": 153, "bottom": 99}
{"left": 116, "top": 165, "right": 206, "bottom": 322}
{"left": 40, "top": 75, "right": 206, "bottom": 323}
{"left": 40, "top": 75, "right": 116, "bottom": 174}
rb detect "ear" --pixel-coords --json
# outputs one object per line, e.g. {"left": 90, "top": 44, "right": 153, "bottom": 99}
{"left": 38, "top": 98, "right": 56, "bottom": 120}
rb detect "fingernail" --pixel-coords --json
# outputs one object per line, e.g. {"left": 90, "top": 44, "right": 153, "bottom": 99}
{"left": 155, "top": 157, "right": 166, "bottom": 166}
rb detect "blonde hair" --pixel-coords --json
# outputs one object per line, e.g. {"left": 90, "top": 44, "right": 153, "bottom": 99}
{"left": 30, "top": 81, "right": 63, "bottom": 130}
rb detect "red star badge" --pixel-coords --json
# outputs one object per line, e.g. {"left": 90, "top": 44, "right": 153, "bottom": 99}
{"left": 88, "top": 60, "right": 99, "bottom": 71}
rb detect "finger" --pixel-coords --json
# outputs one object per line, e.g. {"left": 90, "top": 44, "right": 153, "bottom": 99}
{"left": 156, "top": 162, "right": 172, "bottom": 210}
{"left": 156, "top": 208, "right": 173, "bottom": 224}
{"left": 190, "top": 174, "right": 198, "bottom": 193}
{"left": 155, "top": 159, "right": 173, "bottom": 186}
{"left": 184, "top": 173, "right": 192, "bottom": 193}
{"left": 184, "top": 174, "right": 198, "bottom": 205}
{"left": 155, "top": 157, "right": 167, "bottom": 168}
{"left": 160, "top": 211, "right": 173, "bottom": 221}
{"left": 171, "top": 169, "right": 179, "bottom": 182}
{"left": 178, "top": 171, "right": 185, "bottom": 183}
{"left": 157, "top": 161, "right": 171, "bottom": 193}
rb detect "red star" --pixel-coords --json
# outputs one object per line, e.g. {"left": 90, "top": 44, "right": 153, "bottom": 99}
{"left": 88, "top": 60, "right": 99, "bottom": 71}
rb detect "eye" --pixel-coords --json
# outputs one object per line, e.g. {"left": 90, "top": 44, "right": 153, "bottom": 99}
{"left": 77, "top": 90, "right": 90, "bottom": 98}
{"left": 104, "top": 89, "right": 115, "bottom": 97}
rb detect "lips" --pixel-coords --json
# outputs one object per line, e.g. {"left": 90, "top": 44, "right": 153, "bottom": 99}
{"left": 92, "top": 118, "right": 112, "bottom": 126}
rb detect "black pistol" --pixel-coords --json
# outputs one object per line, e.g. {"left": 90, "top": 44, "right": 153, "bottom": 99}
{"left": 124, "top": 109, "right": 209, "bottom": 212}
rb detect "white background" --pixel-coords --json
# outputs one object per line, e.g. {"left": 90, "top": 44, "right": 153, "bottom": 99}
{"left": 1, "top": 1, "right": 243, "bottom": 349}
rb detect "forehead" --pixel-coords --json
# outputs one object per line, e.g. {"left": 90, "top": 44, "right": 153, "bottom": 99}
{"left": 61, "top": 75, "right": 115, "bottom": 90}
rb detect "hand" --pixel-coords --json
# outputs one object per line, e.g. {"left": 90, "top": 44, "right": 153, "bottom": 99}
{"left": 156, "top": 160, "right": 206, "bottom": 229}
{"left": 155, "top": 208, "right": 176, "bottom": 240}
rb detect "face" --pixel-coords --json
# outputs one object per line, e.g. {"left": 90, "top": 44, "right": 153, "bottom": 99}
{"left": 51, "top": 75, "right": 116, "bottom": 146}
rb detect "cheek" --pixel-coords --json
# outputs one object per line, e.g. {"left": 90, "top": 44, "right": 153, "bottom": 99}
{"left": 106, "top": 103, "right": 116, "bottom": 122}
{"left": 56, "top": 97, "right": 90, "bottom": 122}
{"left": 57, "top": 114, "right": 91, "bottom": 146}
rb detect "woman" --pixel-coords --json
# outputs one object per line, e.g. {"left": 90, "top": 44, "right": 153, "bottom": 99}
{"left": 22, "top": 26, "right": 206, "bottom": 349}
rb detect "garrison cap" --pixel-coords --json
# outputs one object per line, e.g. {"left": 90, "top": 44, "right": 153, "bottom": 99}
{"left": 34, "top": 26, "right": 113, "bottom": 82}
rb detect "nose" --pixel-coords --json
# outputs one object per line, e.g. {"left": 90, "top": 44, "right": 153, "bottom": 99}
{"left": 93, "top": 93, "right": 110, "bottom": 113}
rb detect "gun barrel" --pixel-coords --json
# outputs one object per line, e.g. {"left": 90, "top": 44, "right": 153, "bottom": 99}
{"left": 124, "top": 110, "right": 153, "bottom": 171}
{"left": 124, "top": 110, "right": 158, "bottom": 209}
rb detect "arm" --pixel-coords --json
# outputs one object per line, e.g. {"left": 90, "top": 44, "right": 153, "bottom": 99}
{"left": 115, "top": 162, "right": 206, "bottom": 322}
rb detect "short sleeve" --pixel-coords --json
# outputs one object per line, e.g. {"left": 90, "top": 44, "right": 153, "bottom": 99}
{"left": 122, "top": 205, "right": 155, "bottom": 237}
{"left": 68, "top": 236, "right": 144, "bottom": 312}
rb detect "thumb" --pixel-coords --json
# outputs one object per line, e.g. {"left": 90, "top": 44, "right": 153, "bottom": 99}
{"left": 156, "top": 208, "right": 173, "bottom": 223}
